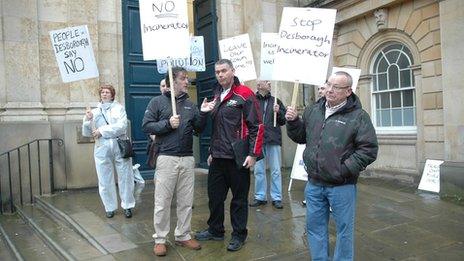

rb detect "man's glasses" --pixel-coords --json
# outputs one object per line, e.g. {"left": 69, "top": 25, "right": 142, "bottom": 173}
{"left": 324, "top": 82, "right": 350, "bottom": 92}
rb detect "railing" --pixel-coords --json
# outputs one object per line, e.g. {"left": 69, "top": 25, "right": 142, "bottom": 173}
{"left": 0, "top": 139, "right": 64, "bottom": 214}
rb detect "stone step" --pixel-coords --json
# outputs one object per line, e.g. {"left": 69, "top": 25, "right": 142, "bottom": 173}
{"left": 0, "top": 213, "right": 61, "bottom": 261}
{"left": 18, "top": 203, "right": 106, "bottom": 261}
{"left": 0, "top": 224, "right": 19, "bottom": 261}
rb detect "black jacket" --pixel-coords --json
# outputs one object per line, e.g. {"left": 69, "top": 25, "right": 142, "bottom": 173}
{"left": 142, "top": 92, "right": 206, "bottom": 156}
{"left": 286, "top": 94, "right": 378, "bottom": 186}
{"left": 255, "top": 92, "right": 286, "bottom": 146}
{"left": 209, "top": 77, "right": 264, "bottom": 159}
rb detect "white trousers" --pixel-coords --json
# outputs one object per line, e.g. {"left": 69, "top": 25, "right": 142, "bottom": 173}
{"left": 94, "top": 138, "right": 135, "bottom": 212}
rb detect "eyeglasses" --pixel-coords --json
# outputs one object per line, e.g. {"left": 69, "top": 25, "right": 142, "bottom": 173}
{"left": 324, "top": 82, "right": 350, "bottom": 92}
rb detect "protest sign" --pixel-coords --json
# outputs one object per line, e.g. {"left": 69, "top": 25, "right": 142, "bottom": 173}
{"left": 288, "top": 144, "right": 308, "bottom": 191}
{"left": 139, "top": 0, "right": 190, "bottom": 60}
{"left": 274, "top": 7, "right": 336, "bottom": 85}
{"left": 260, "top": 33, "right": 278, "bottom": 80}
{"left": 219, "top": 34, "right": 257, "bottom": 82}
{"left": 331, "top": 67, "right": 361, "bottom": 93}
{"left": 156, "top": 36, "right": 205, "bottom": 73}
{"left": 50, "top": 25, "right": 99, "bottom": 83}
{"left": 418, "top": 159, "right": 444, "bottom": 193}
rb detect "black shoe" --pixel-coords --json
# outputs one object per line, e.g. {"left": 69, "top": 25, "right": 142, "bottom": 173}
{"left": 195, "top": 229, "right": 224, "bottom": 241}
{"left": 106, "top": 211, "right": 114, "bottom": 218}
{"left": 124, "top": 208, "right": 132, "bottom": 218}
{"left": 227, "top": 238, "right": 244, "bottom": 251}
{"left": 272, "top": 200, "right": 283, "bottom": 209}
{"left": 249, "top": 199, "right": 267, "bottom": 207}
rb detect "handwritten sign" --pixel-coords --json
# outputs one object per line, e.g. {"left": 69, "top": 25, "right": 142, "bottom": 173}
{"left": 273, "top": 7, "right": 336, "bottom": 85}
{"left": 260, "top": 33, "right": 278, "bottom": 80}
{"left": 219, "top": 34, "right": 257, "bottom": 82}
{"left": 331, "top": 67, "right": 361, "bottom": 93}
{"left": 290, "top": 144, "right": 308, "bottom": 181}
{"left": 49, "top": 25, "right": 99, "bottom": 83}
{"left": 139, "top": 0, "right": 190, "bottom": 60}
{"left": 156, "top": 36, "right": 205, "bottom": 73}
{"left": 418, "top": 159, "right": 444, "bottom": 193}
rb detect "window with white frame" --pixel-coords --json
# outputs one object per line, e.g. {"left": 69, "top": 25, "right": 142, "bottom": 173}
{"left": 372, "top": 42, "right": 416, "bottom": 131}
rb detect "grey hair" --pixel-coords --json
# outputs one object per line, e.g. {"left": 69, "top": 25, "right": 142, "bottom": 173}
{"left": 215, "top": 59, "right": 234, "bottom": 69}
{"left": 334, "top": 71, "right": 353, "bottom": 87}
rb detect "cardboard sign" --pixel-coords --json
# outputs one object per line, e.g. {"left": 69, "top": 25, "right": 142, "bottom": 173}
{"left": 274, "top": 7, "right": 336, "bottom": 85}
{"left": 219, "top": 34, "right": 257, "bottom": 82}
{"left": 156, "top": 36, "right": 206, "bottom": 73}
{"left": 139, "top": 0, "right": 190, "bottom": 60}
{"left": 49, "top": 25, "right": 99, "bottom": 83}
{"left": 290, "top": 144, "right": 308, "bottom": 181}
{"left": 331, "top": 67, "right": 362, "bottom": 93}
{"left": 418, "top": 159, "right": 444, "bottom": 193}
{"left": 260, "top": 33, "right": 278, "bottom": 80}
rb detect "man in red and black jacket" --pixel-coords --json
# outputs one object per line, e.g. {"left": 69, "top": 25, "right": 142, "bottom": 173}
{"left": 195, "top": 59, "right": 264, "bottom": 252}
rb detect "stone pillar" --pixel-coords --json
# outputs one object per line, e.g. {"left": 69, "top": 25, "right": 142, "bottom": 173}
{"left": 440, "top": 0, "right": 464, "bottom": 161}
{"left": 0, "top": 2, "right": 6, "bottom": 113}
{"left": 1, "top": 0, "right": 46, "bottom": 121}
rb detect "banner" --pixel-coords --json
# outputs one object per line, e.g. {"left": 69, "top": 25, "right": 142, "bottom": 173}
{"left": 274, "top": 7, "right": 337, "bottom": 85}
{"left": 331, "top": 67, "right": 362, "bottom": 93}
{"left": 156, "top": 36, "right": 205, "bottom": 73}
{"left": 260, "top": 33, "right": 278, "bottom": 80}
{"left": 139, "top": 0, "right": 190, "bottom": 60}
{"left": 418, "top": 159, "right": 444, "bottom": 193}
{"left": 290, "top": 144, "right": 308, "bottom": 181}
{"left": 50, "top": 25, "right": 99, "bottom": 83}
{"left": 219, "top": 34, "right": 257, "bottom": 82}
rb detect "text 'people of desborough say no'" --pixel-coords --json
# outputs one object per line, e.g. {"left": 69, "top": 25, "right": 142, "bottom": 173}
{"left": 143, "top": 1, "right": 188, "bottom": 33}
{"left": 52, "top": 29, "right": 89, "bottom": 57}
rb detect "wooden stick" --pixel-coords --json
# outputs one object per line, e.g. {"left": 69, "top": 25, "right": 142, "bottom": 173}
{"left": 291, "top": 80, "right": 299, "bottom": 108}
{"left": 273, "top": 86, "right": 277, "bottom": 127}
{"left": 168, "top": 60, "right": 177, "bottom": 116}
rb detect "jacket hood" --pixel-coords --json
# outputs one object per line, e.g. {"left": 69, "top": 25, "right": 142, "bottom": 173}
{"left": 163, "top": 91, "right": 189, "bottom": 101}
{"left": 319, "top": 93, "right": 362, "bottom": 114}
{"left": 256, "top": 91, "right": 271, "bottom": 100}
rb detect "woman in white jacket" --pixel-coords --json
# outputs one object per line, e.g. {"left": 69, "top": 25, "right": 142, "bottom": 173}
{"left": 82, "top": 84, "right": 135, "bottom": 218}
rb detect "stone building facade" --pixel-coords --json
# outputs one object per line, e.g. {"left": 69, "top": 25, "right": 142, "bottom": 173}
{"left": 0, "top": 0, "right": 463, "bottom": 189}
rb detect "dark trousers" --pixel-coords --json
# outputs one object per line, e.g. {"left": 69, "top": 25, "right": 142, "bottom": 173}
{"left": 207, "top": 158, "right": 250, "bottom": 241}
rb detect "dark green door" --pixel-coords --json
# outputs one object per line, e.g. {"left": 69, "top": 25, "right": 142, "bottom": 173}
{"left": 194, "top": 0, "right": 219, "bottom": 168}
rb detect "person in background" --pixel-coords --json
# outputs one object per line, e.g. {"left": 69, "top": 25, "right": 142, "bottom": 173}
{"left": 142, "top": 67, "right": 216, "bottom": 257}
{"left": 285, "top": 72, "right": 378, "bottom": 260}
{"left": 195, "top": 59, "right": 264, "bottom": 252}
{"left": 82, "top": 84, "right": 135, "bottom": 219}
{"left": 249, "top": 80, "right": 286, "bottom": 209}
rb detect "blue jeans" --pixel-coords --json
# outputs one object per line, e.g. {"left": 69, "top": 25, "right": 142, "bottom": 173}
{"left": 253, "top": 144, "right": 282, "bottom": 201}
{"left": 305, "top": 181, "right": 356, "bottom": 261}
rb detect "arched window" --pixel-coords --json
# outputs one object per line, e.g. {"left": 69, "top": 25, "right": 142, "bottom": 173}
{"left": 372, "top": 42, "right": 416, "bottom": 131}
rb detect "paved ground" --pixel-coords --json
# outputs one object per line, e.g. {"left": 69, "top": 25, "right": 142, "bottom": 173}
{"left": 37, "top": 169, "right": 464, "bottom": 260}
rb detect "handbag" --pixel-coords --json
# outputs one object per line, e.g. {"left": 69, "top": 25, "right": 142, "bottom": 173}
{"left": 100, "top": 108, "right": 135, "bottom": 158}
{"left": 117, "top": 137, "right": 135, "bottom": 158}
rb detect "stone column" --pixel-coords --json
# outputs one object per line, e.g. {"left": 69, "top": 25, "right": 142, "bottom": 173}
{"left": 0, "top": 2, "right": 6, "bottom": 113}
{"left": 1, "top": 0, "right": 46, "bottom": 121}
{"left": 440, "top": 0, "right": 464, "bottom": 161}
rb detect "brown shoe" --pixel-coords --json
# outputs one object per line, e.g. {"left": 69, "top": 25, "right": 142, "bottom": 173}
{"left": 175, "top": 239, "right": 201, "bottom": 250}
{"left": 153, "top": 243, "right": 167, "bottom": 256}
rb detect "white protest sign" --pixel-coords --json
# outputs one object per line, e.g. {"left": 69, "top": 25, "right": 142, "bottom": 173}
{"left": 274, "top": 7, "right": 336, "bottom": 85}
{"left": 291, "top": 144, "right": 308, "bottom": 181}
{"left": 219, "top": 34, "right": 257, "bottom": 82}
{"left": 156, "top": 36, "right": 206, "bottom": 73}
{"left": 418, "top": 159, "right": 444, "bottom": 193}
{"left": 331, "top": 67, "right": 361, "bottom": 93}
{"left": 50, "top": 25, "right": 99, "bottom": 83}
{"left": 260, "top": 33, "right": 278, "bottom": 80}
{"left": 139, "top": 0, "right": 190, "bottom": 60}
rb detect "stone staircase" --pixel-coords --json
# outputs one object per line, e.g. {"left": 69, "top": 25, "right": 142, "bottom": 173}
{"left": 0, "top": 196, "right": 110, "bottom": 261}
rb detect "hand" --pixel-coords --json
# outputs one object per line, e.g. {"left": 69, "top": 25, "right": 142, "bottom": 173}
{"left": 285, "top": 106, "right": 298, "bottom": 121}
{"left": 85, "top": 109, "right": 93, "bottom": 120}
{"left": 207, "top": 154, "right": 212, "bottom": 166}
{"left": 169, "top": 115, "right": 180, "bottom": 129}
{"left": 273, "top": 103, "right": 280, "bottom": 113}
{"left": 92, "top": 129, "right": 102, "bottom": 138}
{"left": 243, "top": 156, "right": 256, "bottom": 169}
{"left": 201, "top": 97, "right": 217, "bottom": 112}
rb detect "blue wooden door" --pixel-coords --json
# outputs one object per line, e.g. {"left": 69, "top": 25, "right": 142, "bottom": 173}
{"left": 194, "top": 0, "right": 219, "bottom": 168}
{"left": 122, "top": 0, "right": 164, "bottom": 178}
